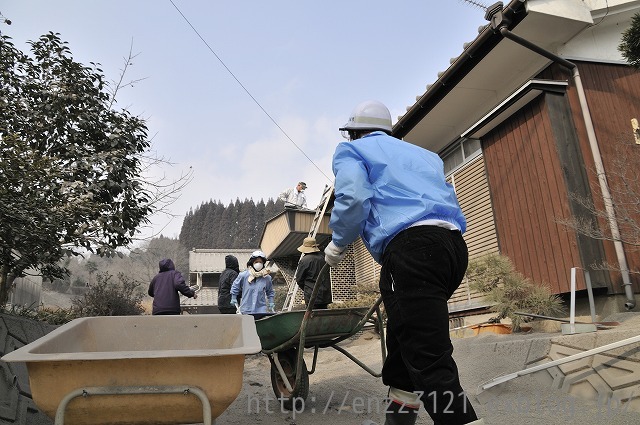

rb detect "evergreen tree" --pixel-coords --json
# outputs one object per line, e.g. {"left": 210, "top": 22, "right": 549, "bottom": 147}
{"left": 179, "top": 208, "right": 194, "bottom": 248}
{"left": 178, "top": 196, "right": 291, "bottom": 249}
{"left": 236, "top": 198, "right": 254, "bottom": 248}
{"left": 619, "top": 12, "right": 640, "bottom": 69}
{"left": 254, "top": 199, "right": 266, "bottom": 247}
{"left": 218, "top": 200, "right": 236, "bottom": 247}
{"left": 203, "top": 201, "right": 219, "bottom": 247}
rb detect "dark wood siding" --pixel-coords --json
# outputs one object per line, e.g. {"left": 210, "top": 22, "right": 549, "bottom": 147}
{"left": 575, "top": 62, "right": 640, "bottom": 294}
{"left": 483, "top": 94, "right": 585, "bottom": 294}
{"left": 540, "top": 62, "right": 640, "bottom": 294}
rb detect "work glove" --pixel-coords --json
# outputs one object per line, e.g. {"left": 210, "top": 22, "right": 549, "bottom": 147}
{"left": 268, "top": 302, "right": 275, "bottom": 313}
{"left": 230, "top": 299, "right": 238, "bottom": 308}
{"left": 324, "top": 241, "right": 346, "bottom": 267}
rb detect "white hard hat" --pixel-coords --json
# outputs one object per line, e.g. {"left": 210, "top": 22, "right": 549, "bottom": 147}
{"left": 250, "top": 250, "right": 267, "bottom": 263}
{"left": 339, "top": 100, "right": 393, "bottom": 133}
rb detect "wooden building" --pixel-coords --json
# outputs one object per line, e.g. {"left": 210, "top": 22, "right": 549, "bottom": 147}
{"left": 393, "top": 0, "right": 640, "bottom": 313}
{"left": 258, "top": 1, "right": 640, "bottom": 315}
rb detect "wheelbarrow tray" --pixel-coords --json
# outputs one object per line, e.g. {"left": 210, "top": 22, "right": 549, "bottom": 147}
{"left": 255, "top": 307, "right": 369, "bottom": 352}
{"left": 1, "top": 314, "right": 261, "bottom": 425}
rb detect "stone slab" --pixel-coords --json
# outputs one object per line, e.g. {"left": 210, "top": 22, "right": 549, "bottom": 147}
{"left": 548, "top": 343, "right": 593, "bottom": 375}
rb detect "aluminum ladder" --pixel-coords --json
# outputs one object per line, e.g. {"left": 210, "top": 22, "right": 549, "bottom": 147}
{"left": 281, "top": 184, "right": 334, "bottom": 311}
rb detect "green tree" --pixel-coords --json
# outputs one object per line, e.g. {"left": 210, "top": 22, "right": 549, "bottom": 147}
{"left": 0, "top": 33, "right": 155, "bottom": 304}
{"left": 619, "top": 12, "right": 640, "bottom": 69}
{"left": 84, "top": 260, "right": 98, "bottom": 281}
{"left": 142, "top": 236, "right": 189, "bottom": 278}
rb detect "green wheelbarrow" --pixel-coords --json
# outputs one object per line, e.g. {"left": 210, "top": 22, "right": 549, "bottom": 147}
{"left": 255, "top": 265, "right": 386, "bottom": 410}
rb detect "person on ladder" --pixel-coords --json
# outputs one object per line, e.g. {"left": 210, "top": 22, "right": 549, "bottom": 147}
{"left": 324, "top": 100, "right": 483, "bottom": 425}
{"left": 279, "top": 181, "right": 308, "bottom": 209}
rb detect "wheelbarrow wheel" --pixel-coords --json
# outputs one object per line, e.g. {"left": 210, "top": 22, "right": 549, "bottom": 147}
{"left": 269, "top": 348, "right": 309, "bottom": 410}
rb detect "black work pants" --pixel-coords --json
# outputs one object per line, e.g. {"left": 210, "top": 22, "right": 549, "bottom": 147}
{"left": 380, "top": 225, "right": 478, "bottom": 425}
{"left": 218, "top": 306, "right": 237, "bottom": 314}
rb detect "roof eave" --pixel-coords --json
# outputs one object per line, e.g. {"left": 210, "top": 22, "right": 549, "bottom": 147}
{"left": 392, "top": 0, "right": 529, "bottom": 141}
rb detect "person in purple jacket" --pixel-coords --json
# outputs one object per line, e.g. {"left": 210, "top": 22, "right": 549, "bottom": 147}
{"left": 148, "top": 258, "right": 197, "bottom": 315}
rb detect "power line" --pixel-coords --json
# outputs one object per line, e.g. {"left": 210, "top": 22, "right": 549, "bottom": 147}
{"left": 168, "top": 0, "right": 333, "bottom": 183}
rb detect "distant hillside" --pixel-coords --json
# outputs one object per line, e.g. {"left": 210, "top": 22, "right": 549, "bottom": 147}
{"left": 179, "top": 198, "right": 284, "bottom": 249}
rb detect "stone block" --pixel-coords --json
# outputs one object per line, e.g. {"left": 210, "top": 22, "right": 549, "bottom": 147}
{"left": 0, "top": 361, "right": 18, "bottom": 421}
{"left": 551, "top": 332, "right": 597, "bottom": 351}
{"left": 525, "top": 338, "right": 552, "bottom": 365}
{"left": 527, "top": 359, "right": 565, "bottom": 389}
{"left": 3, "top": 337, "right": 30, "bottom": 397}
{"left": 548, "top": 343, "right": 592, "bottom": 375}
{"left": 594, "top": 331, "right": 640, "bottom": 361}
{"left": 18, "top": 319, "right": 48, "bottom": 342}
{"left": 611, "top": 385, "right": 640, "bottom": 413}
{"left": 22, "top": 397, "right": 54, "bottom": 425}
{"left": 0, "top": 319, "right": 7, "bottom": 356}
{"left": 592, "top": 354, "right": 640, "bottom": 390}
{"left": 2, "top": 315, "right": 28, "bottom": 345}
{"left": 561, "top": 368, "right": 611, "bottom": 404}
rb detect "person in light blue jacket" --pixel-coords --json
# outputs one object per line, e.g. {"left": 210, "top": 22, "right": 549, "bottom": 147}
{"left": 324, "top": 101, "right": 481, "bottom": 425}
{"left": 230, "top": 250, "right": 275, "bottom": 320}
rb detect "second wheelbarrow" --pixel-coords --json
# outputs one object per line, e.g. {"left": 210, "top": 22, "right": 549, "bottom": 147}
{"left": 255, "top": 265, "right": 386, "bottom": 409}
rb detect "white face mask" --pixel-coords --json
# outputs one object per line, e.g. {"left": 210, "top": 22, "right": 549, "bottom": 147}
{"left": 252, "top": 262, "right": 264, "bottom": 272}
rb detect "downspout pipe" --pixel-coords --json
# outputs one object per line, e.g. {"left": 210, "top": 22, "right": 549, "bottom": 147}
{"left": 486, "top": 2, "right": 635, "bottom": 309}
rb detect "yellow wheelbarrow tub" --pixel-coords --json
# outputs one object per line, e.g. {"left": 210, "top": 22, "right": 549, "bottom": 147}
{"left": 1, "top": 314, "right": 261, "bottom": 425}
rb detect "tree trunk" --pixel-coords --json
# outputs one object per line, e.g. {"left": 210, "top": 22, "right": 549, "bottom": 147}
{"left": 0, "top": 264, "right": 10, "bottom": 307}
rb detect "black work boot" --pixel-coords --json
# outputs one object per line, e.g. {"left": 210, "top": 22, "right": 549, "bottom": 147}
{"left": 384, "top": 400, "right": 418, "bottom": 425}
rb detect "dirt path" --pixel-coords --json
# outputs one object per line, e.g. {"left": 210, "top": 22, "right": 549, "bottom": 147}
{"left": 214, "top": 329, "right": 432, "bottom": 425}
{"left": 211, "top": 317, "right": 640, "bottom": 425}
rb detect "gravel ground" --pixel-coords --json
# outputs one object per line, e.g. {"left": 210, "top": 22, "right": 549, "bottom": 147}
{"left": 213, "top": 322, "right": 640, "bottom": 425}
{"left": 34, "top": 291, "right": 640, "bottom": 425}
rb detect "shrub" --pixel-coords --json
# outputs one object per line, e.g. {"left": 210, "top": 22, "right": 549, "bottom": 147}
{"left": 273, "top": 279, "right": 289, "bottom": 311}
{"left": 467, "top": 254, "right": 565, "bottom": 332}
{"left": 5, "top": 303, "right": 78, "bottom": 325}
{"left": 333, "top": 278, "right": 386, "bottom": 330}
{"left": 43, "top": 278, "right": 70, "bottom": 293}
{"left": 71, "top": 272, "right": 145, "bottom": 316}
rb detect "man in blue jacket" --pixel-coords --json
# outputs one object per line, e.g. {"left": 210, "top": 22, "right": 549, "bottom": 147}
{"left": 148, "top": 258, "right": 197, "bottom": 315}
{"left": 324, "top": 101, "right": 482, "bottom": 425}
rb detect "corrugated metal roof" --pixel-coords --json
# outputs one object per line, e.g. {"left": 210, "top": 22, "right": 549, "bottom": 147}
{"left": 259, "top": 209, "right": 332, "bottom": 259}
{"left": 181, "top": 287, "right": 217, "bottom": 307}
{"left": 188, "top": 249, "right": 255, "bottom": 273}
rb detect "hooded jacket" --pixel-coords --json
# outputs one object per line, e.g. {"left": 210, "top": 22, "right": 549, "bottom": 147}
{"left": 218, "top": 255, "right": 240, "bottom": 307}
{"left": 148, "top": 258, "right": 195, "bottom": 315}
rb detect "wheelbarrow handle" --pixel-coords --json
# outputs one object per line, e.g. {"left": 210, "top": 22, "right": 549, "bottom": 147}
{"left": 305, "top": 263, "right": 330, "bottom": 311}
{"left": 290, "top": 264, "right": 331, "bottom": 391}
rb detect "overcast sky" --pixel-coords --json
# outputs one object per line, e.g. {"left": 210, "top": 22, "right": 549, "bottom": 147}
{"left": 2, "top": 1, "right": 489, "bottom": 244}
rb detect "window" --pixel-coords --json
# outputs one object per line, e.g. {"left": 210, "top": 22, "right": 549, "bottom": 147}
{"left": 442, "top": 138, "right": 481, "bottom": 174}
{"left": 443, "top": 148, "right": 463, "bottom": 174}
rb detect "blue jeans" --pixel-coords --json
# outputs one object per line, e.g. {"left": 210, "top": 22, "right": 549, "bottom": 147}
{"left": 380, "top": 225, "right": 478, "bottom": 425}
